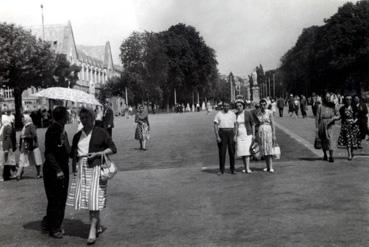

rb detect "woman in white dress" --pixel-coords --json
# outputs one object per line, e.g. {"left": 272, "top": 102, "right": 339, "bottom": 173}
{"left": 234, "top": 99, "right": 255, "bottom": 173}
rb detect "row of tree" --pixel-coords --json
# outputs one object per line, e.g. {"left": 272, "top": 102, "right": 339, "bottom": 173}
{"left": 0, "top": 23, "right": 80, "bottom": 128}
{"left": 279, "top": 1, "right": 369, "bottom": 96}
{"left": 102, "top": 23, "right": 223, "bottom": 108}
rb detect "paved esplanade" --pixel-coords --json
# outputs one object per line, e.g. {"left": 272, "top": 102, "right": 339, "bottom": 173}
{"left": 1, "top": 111, "right": 369, "bottom": 246}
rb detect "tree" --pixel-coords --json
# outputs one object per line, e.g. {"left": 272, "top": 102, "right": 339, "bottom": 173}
{"left": 0, "top": 22, "right": 80, "bottom": 128}
{"left": 280, "top": 1, "right": 369, "bottom": 96}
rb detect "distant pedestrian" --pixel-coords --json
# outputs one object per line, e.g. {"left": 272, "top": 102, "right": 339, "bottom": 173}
{"left": 294, "top": 95, "right": 300, "bottom": 117}
{"left": 311, "top": 92, "right": 321, "bottom": 117}
{"left": 1, "top": 114, "right": 17, "bottom": 180}
{"left": 353, "top": 95, "right": 368, "bottom": 145}
{"left": 135, "top": 105, "right": 150, "bottom": 150}
{"left": 288, "top": 94, "right": 295, "bottom": 117}
{"left": 316, "top": 92, "right": 340, "bottom": 162}
{"left": 95, "top": 105, "right": 104, "bottom": 128}
{"left": 300, "top": 95, "right": 307, "bottom": 118}
{"left": 42, "top": 106, "right": 70, "bottom": 239}
{"left": 271, "top": 99, "right": 277, "bottom": 116}
{"left": 67, "top": 107, "right": 117, "bottom": 245}
{"left": 103, "top": 100, "right": 114, "bottom": 137}
{"left": 255, "top": 99, "right": 276, "bottom": 173}
{"left": 16, "top": 114, "right": 42, "bottom": 180}
{"left": 276, "top": 97, "right": 285, "bottom": 117}
{"left": 234, "top": 99, "right": 255, "bottom": 173}
{"left": 213, "top": 102, "right": 237, "bottom": 175}
{"left": 338, "top": 95, "right": 359, "bottom": 160}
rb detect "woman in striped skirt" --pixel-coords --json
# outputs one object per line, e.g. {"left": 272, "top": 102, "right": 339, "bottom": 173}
{"left": 67, "top": 108, "right": 117, "bottom": 245}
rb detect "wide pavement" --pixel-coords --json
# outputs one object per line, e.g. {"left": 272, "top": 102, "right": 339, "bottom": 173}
{"left": 1, "top": 108, "right": 369, "bottom": 246}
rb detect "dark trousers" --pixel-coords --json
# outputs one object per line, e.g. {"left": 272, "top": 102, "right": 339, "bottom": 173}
{"left": 278, "top": 108, "right": 283, "bottom": 117}
{"left": 217, "top": 129, "right": 235, "bottom": 172}
{"left": 43, "top": 167, "right": 69, "bottom": 233}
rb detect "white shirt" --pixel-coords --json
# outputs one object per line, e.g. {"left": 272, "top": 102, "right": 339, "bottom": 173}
{"left": 214, "top": 111, "right": 236, "bottom": 128}
{"left": 77, "top": 130, "right": 92, "bottom": 156}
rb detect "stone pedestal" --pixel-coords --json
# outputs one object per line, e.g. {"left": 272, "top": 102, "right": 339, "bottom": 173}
{"left": 252, "top": 86, "right": 260, "bottom": 103}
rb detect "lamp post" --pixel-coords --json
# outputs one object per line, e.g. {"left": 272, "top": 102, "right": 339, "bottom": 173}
{"left": 40, "top": 4, "right": 45, "bottom": 41}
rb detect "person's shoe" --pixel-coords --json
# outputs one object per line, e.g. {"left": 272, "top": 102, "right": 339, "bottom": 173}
{"left": 96, "top": 225, "right": 106, "bottom": 238}
{"left": 49, "top": 231, "right": 63, "bottom": 239}
{"left": 230, "top": 170, "right": 236, "bottom": 175}
{"left": 263, "top": 168, "right": 268, "bottom": 172}
{"left": 323, "top": 155, "right": 328, "bottom": 161}
{"left": 87, "top": 238, "right": 96, "bottom": 245}
{"left": 329, "top": 157, "right": 334, "bottom": 163}
{"left": 16, "top": 176, "right": 21, "bottom": 181}
{"left": 216, "top": 171, "right": 224, "bottom": 176}
{"left": 36, "top": 174, "right": 43, "bottom": 179}
{"left": 269, "top": 168, "right": 275, "bottom": 173}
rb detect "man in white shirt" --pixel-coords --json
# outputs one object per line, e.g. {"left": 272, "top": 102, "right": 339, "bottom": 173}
{"left": 213, "top": 102, "right": 237, "bottom": 175}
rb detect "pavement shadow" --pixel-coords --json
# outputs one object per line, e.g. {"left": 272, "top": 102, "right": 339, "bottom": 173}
{"left": 23, "top": 219, "right": 89, "bottom": 239}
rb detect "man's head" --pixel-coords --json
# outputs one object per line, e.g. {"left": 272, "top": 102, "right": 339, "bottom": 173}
{"left": 222, "top": 102, "right": 230, "bottom": 113}
{"left": 52, "top": 106, "right": 69, "bottom": 126}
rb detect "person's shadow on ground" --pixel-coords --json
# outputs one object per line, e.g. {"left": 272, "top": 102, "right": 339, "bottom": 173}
{"left": 23, "top": 219, "right": 89, "bottom": 238}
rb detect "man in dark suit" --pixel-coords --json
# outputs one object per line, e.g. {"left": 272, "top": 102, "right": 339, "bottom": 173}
{"left": 42, "top": 106, "right": 70, "bottom": 239}
{"left": 276, "top": 97, "right": 285, "bottom": 117}
{"left": 103, "top": 100, "right": 114, "bottom": 137}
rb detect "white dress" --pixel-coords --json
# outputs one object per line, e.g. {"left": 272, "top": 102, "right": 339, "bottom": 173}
{"left": 236, "top": 111, "right": 252, "bottom": 157}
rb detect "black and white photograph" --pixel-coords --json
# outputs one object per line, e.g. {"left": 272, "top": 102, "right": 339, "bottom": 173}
{"left": 1, "top": 0, "right": 369, "bottom": 246}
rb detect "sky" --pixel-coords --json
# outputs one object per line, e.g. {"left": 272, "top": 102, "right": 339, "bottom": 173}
{"left": 0, "top": 0, "right": 357, "bottom": 77}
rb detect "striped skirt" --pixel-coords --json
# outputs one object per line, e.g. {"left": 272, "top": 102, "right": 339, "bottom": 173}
{"left": 67, "top": 158, "right": 107, "bottom": 211}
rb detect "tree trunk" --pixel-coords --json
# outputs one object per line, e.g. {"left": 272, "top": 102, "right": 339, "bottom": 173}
{"left": 13, "top": 87, "right": 24, "bottom": 130}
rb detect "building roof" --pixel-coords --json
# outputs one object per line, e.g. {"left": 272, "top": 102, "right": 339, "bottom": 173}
{"left": 28, "top": 21, "right": 122, "bottom": 72}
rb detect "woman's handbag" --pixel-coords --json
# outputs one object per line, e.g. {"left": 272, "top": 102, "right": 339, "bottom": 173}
{"left": 33, "top": 147, "right": 43, "bottom": 166}
{"left": 272, "top": 143, "right": 281, "bottom": 159}
{"left": 314, "top": 137, "right": 322, "bottom": 149}
{"left": 100, "top": 153, "right": 117, "bottom": 181}
{"left": 250, "top": 141, "right": 261, "bottom": 160}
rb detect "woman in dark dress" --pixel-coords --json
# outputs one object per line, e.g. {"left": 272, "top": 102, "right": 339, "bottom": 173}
{"left": 353, "top": 95, "right": 368, "bottom": 147}
{"left": 338, "top": 95, "right": 360, "bottom": 160}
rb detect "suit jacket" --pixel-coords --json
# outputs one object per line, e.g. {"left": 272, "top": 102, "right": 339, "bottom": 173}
{"left": 243, "top": 110, "right": 255, "bottom": 135}
{"left": 103, "top": 107, "right": 114, "bottom": 128}
{"left": 44, "top": 122, "right": 71, "bottom": 174}
{"left": 71, "top": 126, "right": 117, "bottom": 169}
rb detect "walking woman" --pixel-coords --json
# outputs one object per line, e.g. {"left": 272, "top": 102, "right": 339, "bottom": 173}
{"left": 134, "top": 105, "right": 150, "bottom": 150}
{"left": 1, "top": 114, "right": 17, "bottom": 179}
{"left": 234, "top": 99, "right": 255, "bottom": 173}
{"left": 255, "top": 99, "right": 276, "bottom": 172}
{"left": 338, "top": 95, "right": 360, "bottom": 160}
{"left": 67, "top": 108, "right": 117, "bottom": 245}
{"left": 353, "top": 95, "right": 368, "bottom": 146}
{"left": 316, "top": 92, "right": 340, "bottom": 162}
{"left": 16, "top": 114, "right": 42, "bottom": 180}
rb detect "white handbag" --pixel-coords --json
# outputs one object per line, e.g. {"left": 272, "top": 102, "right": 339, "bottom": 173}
{"left": 100, "top": 153, "right": 117, "bottom": 181}
{"left": 33, "top": 147, "right": 43, "bottom": 166}
{"left": 272, "top": 144, "right": 281, "bottom": 160}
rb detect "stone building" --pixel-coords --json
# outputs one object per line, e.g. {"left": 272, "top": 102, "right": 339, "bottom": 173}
{"left": 0, "top": 21, "right": 123, "bottom": 112}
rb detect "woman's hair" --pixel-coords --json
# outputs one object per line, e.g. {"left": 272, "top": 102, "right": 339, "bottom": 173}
{"left": 259, "top": 98, "right": 267, "bottom": 104}
{"left": 235, "top": 99, "right": 245, "bottom": 108}
{"left": 53, "top": 106, "right": 68, "bottom": 121}
{"left": 79, "top": 107, "right": 96, "bottom": 119}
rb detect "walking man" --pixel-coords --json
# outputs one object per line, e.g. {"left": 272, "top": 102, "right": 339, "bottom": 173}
{"left": 213, "top": 102, "right": 237, "bottom": 175}
{"left": 276, "top": 97, "right": 285, "bottom": 117}
{"left": 42, "top": 106, "right": 70, "bottom": 238}
{"left": 103, "top": 99, "right": 114, "bottom": 137}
